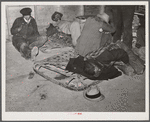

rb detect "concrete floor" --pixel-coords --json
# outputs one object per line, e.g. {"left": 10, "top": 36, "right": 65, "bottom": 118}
{"left": 6, "top": 41, "right": 145, "bottom": 112}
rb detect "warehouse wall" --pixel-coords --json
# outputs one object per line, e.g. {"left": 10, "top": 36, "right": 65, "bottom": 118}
{"left": 6, "top": 5, "right": 84, "bottom": 41}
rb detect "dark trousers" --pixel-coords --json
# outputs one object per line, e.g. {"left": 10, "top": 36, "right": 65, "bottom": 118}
{"left": 95, "top": 49, "right": 129, "bottom": 65}
{"left": 12, "top": 35, "right": 47, "bottom": 59}
{"left": 105, "top": 6, "right": 135, "bottom": 48}
{"left": 12, "top": 35, "right": 39, "bottom": 51}
{"left": 66, "top": 49, "right": 129, "bottom": 80}
{"left": 137, "top": 27, "right": 145, "bottom": 47}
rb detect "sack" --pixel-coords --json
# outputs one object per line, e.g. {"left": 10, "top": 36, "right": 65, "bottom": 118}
{"left": 46, "top": 23, "right": 58, "bottom": 37}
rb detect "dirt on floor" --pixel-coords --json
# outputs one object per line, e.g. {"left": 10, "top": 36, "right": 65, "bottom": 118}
{"left": 6, "top": 41, "right": 145, "bottom": 112}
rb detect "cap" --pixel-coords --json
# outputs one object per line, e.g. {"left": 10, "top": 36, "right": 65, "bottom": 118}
{"left": 20, "top": 8, "right": 32, "bottom": 16}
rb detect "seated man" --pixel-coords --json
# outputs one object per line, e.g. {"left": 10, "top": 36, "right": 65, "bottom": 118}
{"left": 51, "top": 11, "right": 85, "bottom": 46}
{"left": 11, "top": 7, "right": 47, "bottom": 60}
{"left": 75, "top": 12, "right": 115, "bottom": 57}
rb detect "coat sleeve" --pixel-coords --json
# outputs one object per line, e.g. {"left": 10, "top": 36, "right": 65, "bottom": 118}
{"left": 11, "top": 18, "right": 20, "bottom": 35}
{"left": 31, "top": 18, "right": 40, "bottom": 36}
{"left": 101, "top": 21, "right": 116, "bottom": 33}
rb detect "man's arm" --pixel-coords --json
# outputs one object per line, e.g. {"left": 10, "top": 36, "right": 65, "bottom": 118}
{"left": 31, "top": 18, "right": 40, "bottom": 36}
{"left": 11, "top": 18, "right": 22, "bottom": 35}
{"left": 101, "top": 21, "right": 116, "bottom": 33}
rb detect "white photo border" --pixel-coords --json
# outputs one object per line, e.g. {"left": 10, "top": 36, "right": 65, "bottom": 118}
{"left": 2, "top": 1, "right": 149, "bottom": 121}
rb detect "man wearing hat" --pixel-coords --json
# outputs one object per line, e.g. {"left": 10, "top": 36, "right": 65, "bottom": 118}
{"left": 11, "top": 7, "right": 47, "bottom": 60}
{"left": 75, "top": 11, "right": 116, "bottom": 57}
{"left": 51, "top": 11, "right": 83, "bottom": 46}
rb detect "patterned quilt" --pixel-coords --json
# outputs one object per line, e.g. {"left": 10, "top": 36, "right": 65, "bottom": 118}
{"left": 40, "top": 32, "right": 73, "bottom": 53}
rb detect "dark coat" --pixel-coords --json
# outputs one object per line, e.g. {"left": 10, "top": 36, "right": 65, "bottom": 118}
{"left": 11, "top": 16, "right": 40, "bottom": 51}
{"left": 66, "top": 48, "right": 129, "bottom": 80}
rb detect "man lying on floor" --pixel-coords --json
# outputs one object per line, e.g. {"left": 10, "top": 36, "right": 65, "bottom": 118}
{"left": 51, "top": 11, "right": 85, "bottom": 47}
{"left": 65, "top": 11, "right": 127, "bottom": 80}
{"left": 66, "top": 44, "right": 131, "bottom": 80}
{"left": 66, "top": 10, "right": 143, "bottom": 81}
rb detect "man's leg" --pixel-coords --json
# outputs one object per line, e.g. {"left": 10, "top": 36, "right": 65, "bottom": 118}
{"left": 28, "top": 35, "right": 48, "bottom": 61}
{"left": 137, "top": 27, "right": 145, "bottom": 47}
{"left": 105, "top": 6, "right": 123, "bottom": 42}
{"left": 95, "top": 48, "right": 134, "bottom": 76}
{"left": 110, "top": 49, "right": 129, "bottom": 64}
{"left": 95, "top": 49, "right": 129, "bottom": 65}
{"left": 116, "top": 40, "right": 145, "bottom": 74}
{"left": 19, "top": 43, "right": 31, "bottom": 60}
{"left": 122, "top": 6, "right": 135, "bottom": 49}
{"left": 70, "top": 21, "right": 81, "bottom": 46}
{"left": 28, "top": 35, "right": 48, "bottom": 49}
{"left": 12, "top": 36, "right": 25, "bottom": 52}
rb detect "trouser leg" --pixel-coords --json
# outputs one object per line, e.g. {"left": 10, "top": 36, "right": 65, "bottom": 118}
{"left": 116, "top": 40, "right": 145, "bottom": 74}
{"left": 28, "top": 35, "right": 48, "bottom": 49}
{"left": 95, "top": 49, "right": 129, "bottom": 65}
{"left": 99, "top": 65, "right": 122, "bottom": 79}
{"left": 12, "top": 36, "right": 26, "bottom": 52}
{"left": 110, "top": 49, "right": 129, "bottom": 64}
{"left": 19, "top": 43, "right": 31, "bottom": 59}
{"left": 12, "top": 36, "right": 31, "bottom": 59}
{"left": 136, "top": 27, "right": 145, "bottom": 47}
{"left": 110, "top": 6, "right": 123, "bottom": 42}
{"left": 122, "top": 6, "right": 135, "bottom": 49}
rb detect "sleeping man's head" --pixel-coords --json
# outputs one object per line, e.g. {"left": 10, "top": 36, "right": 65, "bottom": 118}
{"left": 51, "top": 11, "right": 63, "bottom": 22}
{"left": 84, "top": 61, "right": 101, "bottom": 78}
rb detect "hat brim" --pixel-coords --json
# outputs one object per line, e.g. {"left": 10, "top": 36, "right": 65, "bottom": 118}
{"left": 83, "top": 86, "right": 105, "bottom": 102}
{"left": 97, "top": 14, "right": 109, "bottom": 24}
{"left": 20, "top": 8, "right": 32, "bottom": 16}
{"left": 134, "top": 12, "right": 144, "bottom": 16}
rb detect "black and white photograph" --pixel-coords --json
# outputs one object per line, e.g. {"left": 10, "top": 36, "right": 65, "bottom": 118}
{"left": 1, "top": 1, "right": 149, "bottom": 121}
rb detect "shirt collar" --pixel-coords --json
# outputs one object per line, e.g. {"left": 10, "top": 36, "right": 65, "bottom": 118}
{"left": 23, "top": 17, "right": 31, "bottom": 24}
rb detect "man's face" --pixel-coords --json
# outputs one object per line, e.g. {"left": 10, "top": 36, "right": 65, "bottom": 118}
{"left": 54, "top": 14, "right": 61, "bottom": 22}
{"left": 24, "top": 15, "right": 31, "bottom": 20}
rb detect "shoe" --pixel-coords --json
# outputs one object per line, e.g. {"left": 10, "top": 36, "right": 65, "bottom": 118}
{"left": 28, "top": 72, "right": 35, "bottom": 79}
{"left": 31, "top": 46, "right": 39, "bottom": 61}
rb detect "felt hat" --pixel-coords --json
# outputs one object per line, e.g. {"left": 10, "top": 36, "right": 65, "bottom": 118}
{"left": 83, "top": 85, "right": 105, "bottom": 102}
{"left": 76, "top": 16, "right": 86, "bottom": 23}
{"left": 51, "top": 11, "right": 63, "bottom": 21}
{"left": 20, "top": 7, "right": 32, "bottom": 16}
{"left": 97, "top": 12, "right": 109, "bottom": 24}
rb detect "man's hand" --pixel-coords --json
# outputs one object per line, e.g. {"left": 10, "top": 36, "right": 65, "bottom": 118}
{"left": 18, "top": 25, "right": 23, "bottom": 32}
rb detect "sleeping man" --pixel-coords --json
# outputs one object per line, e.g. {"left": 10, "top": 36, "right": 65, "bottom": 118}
{"left": 51, "top": 11, "right": 85, "bottom": 46}
{"left": 66, "top": 12, "right": 133, "bottom": 81}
